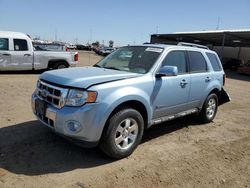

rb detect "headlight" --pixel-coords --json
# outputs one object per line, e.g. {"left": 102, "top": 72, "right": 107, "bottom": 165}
{"left": 35, "top": 80, "right": 41, "bottom": 95}
{"left": 65, "top": 89, "right": 97, "bottom": 106}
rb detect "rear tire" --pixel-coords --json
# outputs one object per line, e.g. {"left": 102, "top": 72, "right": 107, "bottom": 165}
{"left": 100, "top": 108, "right": 144, "bottom": 159}
{"left": 199, "top": 93, "right": 218, "bottom": 123}
{"left": 53, "top": 62, "right": 68, "bottom": 69}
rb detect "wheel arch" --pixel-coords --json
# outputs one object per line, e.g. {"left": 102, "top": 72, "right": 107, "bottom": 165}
{"left": 199, "top": 86, "right": 221, "bottom": 110}
{"left": 47, "top": 59, "right": 69, "bottom": 69}
{"left": 208, "top": 87, "right": 221, "bottom": 96}
{"left": 99, "top": 99, "right": 149, "bottom": 142}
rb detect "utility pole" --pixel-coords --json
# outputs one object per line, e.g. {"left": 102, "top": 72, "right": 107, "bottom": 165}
{"left": 216, "top": 16, "right": 220, "bottom": 30}
{"left": 55, "top": 29, "right": 58, "bottom": 41}
{"left": 90, "top": 29, "right": 92, "bottom": 44}
{"left": 156, "top": 25, "right": 159, "bottom": 34}
{"left": 74, "top": 38, "right": 78, "bottom": 44}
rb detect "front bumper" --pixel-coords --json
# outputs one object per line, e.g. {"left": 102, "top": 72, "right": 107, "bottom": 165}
{"left": 31, "top": 93, "right": 102, "bottom": 147}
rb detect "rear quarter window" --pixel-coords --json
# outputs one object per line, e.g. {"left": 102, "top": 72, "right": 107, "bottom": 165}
{"left": 188, "top": 51, "right": 207, "bottom": 73}
{"left": 206, "top": 52, "right": 222, "bottom": 71}
{"left": 0, "top": 38, "right": 9, "bottom": 50}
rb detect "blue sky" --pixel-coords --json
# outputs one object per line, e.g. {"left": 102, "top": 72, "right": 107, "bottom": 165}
{"left": 0, "top": 0, "right": 250, "bottom": 46}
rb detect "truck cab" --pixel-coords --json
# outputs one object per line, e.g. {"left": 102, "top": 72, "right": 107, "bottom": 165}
{"left": 0, "top": 32, "right": 34, "bottom": 70}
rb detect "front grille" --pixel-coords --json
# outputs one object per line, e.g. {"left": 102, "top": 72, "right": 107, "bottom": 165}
{"left": 37, "top": 80, "right": 68, "bottom": 108}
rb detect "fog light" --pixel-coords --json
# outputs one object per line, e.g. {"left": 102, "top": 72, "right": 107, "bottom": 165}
{"left": 66, "top": 120, "right": 82, "bottom": 133}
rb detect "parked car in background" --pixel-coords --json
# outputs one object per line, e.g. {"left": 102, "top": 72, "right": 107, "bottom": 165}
{"left": 0, "top": 31, "right": 78, "bottom": 71}
{"left": 99, "top": 47, "right": 115, "bottom": 56}
{"left": 221, "top": 58, "right": 242, "bottom": 70}
{"left": 66, "top": 44, "right": 77, "bottom": 50}
{"left": 93, "top": 47, "right": 115, "bottom": 56}
{"left": 237, "top": 61, "right": 250, "bottom": 75}
{"left": 76, "top": 44, "right": 91, "bottom": 51}
{"left": 32, "top": 43, "right": 230, "bottom": 159}
{"left": 92, "top": 46, "right": 100, "bottom": 54}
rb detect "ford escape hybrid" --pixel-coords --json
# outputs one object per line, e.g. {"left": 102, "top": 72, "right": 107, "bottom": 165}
{"left": 32, "top": 43, "right": 230, "bottom": 159}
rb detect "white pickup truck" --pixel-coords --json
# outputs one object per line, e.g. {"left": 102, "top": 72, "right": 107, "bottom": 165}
{"left": 0, "top": 31, "right": 78, "bottom": 71}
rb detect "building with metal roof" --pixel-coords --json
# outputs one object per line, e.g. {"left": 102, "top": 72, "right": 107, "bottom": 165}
{"left": 151, "top": 29, "right": 250, "bottom": 47}
{"left": 151, "top": 29, "right": 250, "bottom": 66}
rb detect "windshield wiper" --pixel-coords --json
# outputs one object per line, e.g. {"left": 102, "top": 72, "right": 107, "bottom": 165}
{"left": 93, "top": 64, "right": 101, "bottom": 68}
{"left": 104, "top": 66, "right": 120, "bottom": 71}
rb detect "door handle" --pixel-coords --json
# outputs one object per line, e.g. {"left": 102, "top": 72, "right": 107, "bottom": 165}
{"left": 24, "top": 54, "right": 31, "bottom": 56}
{"left": 180, "top": 79, "right": 188, "bottom": 88}
{"left": 2, "top": 53, "right": 11, "bottom": 56}
{"left": 205, "top": 77, "right": 211, "bottom": 82}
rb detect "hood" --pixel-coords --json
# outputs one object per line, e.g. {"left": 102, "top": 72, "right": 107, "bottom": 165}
{"left": 40, "top": 67, "right": 140, "bottom": 89}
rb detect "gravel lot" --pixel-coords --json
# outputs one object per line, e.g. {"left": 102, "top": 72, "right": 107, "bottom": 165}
{"left": 0, "top": 51, "right": 249, "bottom": 188}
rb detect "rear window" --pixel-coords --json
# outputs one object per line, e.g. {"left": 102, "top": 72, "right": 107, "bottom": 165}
{"left": 188, "top": 51, "right": 207, "bottom": 73}
{"left": 14, "top": 39, "right": 28, "bottom": 51}
{"left": 206, "top": 52, "right": 222, "bottom": 71}
{"left": 0, "top": 38, "right": 9, "bottom": 50}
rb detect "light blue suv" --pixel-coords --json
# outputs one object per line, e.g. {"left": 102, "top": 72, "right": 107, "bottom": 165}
{"left": 32, "top": 43, "right": 230, "bottom": 159}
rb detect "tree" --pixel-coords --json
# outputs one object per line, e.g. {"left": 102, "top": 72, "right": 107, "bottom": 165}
{"left": 109, "top": 40, "right": 114, "bottom": 47}
{"left": 92, "top": 41, "right": 100, "bottom": 47}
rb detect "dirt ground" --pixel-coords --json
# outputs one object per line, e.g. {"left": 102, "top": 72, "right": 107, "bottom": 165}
{"left": 0, "top": 51, "right": 249, "bottom": 188}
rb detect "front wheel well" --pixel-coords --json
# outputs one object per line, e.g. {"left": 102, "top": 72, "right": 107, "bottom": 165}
{"left": 102, "top": 100, "right": 148, "bottom": 136}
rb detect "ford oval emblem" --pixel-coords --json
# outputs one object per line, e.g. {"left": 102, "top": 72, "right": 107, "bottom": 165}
{"left": 40, "top": 89, "right": 49, "bottom": 98}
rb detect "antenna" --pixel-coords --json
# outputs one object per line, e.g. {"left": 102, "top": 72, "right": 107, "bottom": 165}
{"left": 216, "top": 16, "right": 220, "bottom": 30}
{"left": 88, "top": 29, "right": 93, "bottom": 66}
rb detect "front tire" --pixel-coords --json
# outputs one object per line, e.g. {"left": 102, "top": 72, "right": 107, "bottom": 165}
{"left": 100, "top": 108, "right": 144, "bottom": 159}
{"left": 199, "top": 93, "right": 218, "bottom": 123}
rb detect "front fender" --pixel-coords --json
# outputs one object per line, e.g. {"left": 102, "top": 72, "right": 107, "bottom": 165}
{"left": 94, "top": 86, "right": 153, "bottom": 140}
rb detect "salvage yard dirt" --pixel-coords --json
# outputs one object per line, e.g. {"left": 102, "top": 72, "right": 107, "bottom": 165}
{"left": 0, "top": 51, "right": 249, "bottom": 188}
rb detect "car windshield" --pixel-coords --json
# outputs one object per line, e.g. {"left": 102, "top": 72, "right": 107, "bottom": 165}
{"left": 94, "top": 46, "right": 163, "bottom": 74}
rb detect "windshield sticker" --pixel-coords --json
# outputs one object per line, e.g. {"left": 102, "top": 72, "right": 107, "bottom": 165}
{"left": 145, "top": 47, "right": 163, "bottom": 53}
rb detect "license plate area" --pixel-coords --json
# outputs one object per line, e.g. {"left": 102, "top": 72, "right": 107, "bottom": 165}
{"left": 35, "top": 99, "right": 47, "bottom": 116}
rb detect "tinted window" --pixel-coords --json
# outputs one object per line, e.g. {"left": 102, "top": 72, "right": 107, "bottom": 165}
{"left": 162, "top": 51, "right": 187, "bottom": 74}
{"left": 206, "top": 52, "right": 222, "bottom": 71}
{"left": 0, "top": 38, "right": 9, "bottom": 50}
{"left": 188, "top": 51, "right": 207, "bottom": 73}
{"left": 14, "top": 39, "right": 28, "bottom": 51}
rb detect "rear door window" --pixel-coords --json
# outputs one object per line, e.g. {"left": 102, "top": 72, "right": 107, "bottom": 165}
{"left": 188, "top": 51, "right": 207, "bottom": 73}
{"left": 206, "top": 52, "right": 222, "bottom": 71}
{"left": 0, "top": 38, "right": 9, "bottom": 50}
{"left": 14, "top": 39, "right": 28, "bottom": 51}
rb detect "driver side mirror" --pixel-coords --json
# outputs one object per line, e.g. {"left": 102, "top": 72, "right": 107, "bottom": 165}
{"left": 156, "top": 65, "right": 178, "bottom": 78}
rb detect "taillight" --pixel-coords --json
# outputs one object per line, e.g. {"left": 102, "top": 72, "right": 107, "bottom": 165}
{"left": 223, "top": 74, "right": 226, "bottom": 86}
{"left": 74, "top": 53, "right": 78, "bottom": 61}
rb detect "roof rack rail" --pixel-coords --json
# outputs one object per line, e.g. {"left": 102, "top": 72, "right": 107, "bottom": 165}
{"left": 177, "top": 42, "right": 209, "bottom": 49}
